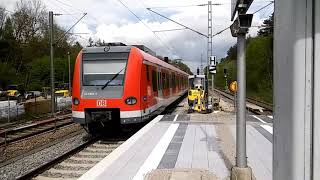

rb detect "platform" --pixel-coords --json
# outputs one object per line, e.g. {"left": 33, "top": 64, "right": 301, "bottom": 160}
{"left": 78, "top": 106, "right": 273, "bottom": 180}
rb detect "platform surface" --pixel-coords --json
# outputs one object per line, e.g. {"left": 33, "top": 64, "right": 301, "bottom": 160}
{"left": 78, "top": 105, "right": 273, "bottom": 180}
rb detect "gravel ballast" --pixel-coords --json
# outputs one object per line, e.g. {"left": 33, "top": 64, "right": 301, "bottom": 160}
{"left": 0, "top": 132, "right": 91, "bottom": 180}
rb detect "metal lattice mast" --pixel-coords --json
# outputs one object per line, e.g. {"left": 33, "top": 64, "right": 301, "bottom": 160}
{"left": 207, "top": 1, "right": 213, "bottom": 89}
{"left": 200, "top": 53, "right": 203, "bottom": 74}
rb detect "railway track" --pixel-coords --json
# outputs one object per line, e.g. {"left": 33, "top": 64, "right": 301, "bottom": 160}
{"left": 30, "top": 140, "right": 125, "bottom": 180}
{"left": 214, "top": 88, "right": 273, "bottom": 115}
{"left": 16, "top": 137, "right": 125, "bottom": 180}
{"left": 0, "top": 114, "right": 73, "bottom": 146}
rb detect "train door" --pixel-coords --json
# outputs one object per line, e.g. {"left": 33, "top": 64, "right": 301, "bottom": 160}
{"left": 142, "top": 64, "right": 152, "bottom": 117}
{"left": 139, "top": 64, "right": 146, "bottom": 118}
{"left": 151, "top": 67, "right": 158, "bottom": 107}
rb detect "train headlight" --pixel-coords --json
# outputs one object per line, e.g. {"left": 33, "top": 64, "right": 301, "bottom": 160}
{"left": 125, "top": 97, "right": 137, "bottom": 105}
{"left": 73, "top": 98, "right": 80, "bottom": 105}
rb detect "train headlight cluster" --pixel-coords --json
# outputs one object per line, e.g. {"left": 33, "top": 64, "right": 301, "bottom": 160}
{"left": 125, "top": 97, "right": 137, "bottom": 105}
{"left": 73, "top": 98, "right": 80, "bottom": 105}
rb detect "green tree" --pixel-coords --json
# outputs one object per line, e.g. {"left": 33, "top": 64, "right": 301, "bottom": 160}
{"left": 215, "top": 35, "right": 273, "bottom": 103}
{"left": 171, "top": 59, "right": 192, "bottom": 75}
{"left": 258, "top": 13, "right": 274, "bottom": 36}
{"left": 0, "top": 1, "right": 83, "bottom": 89}
{"left": 0, "top": 62, "right": 17, "bottom": 88}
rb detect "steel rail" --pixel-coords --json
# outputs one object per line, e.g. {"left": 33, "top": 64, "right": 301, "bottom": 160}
{"left": 0, "top": 115, "right": 73, "bottom": 146}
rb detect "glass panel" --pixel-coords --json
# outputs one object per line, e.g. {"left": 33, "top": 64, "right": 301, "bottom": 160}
{"left": 83, "top": 60, "right": 127, "bottom": 86}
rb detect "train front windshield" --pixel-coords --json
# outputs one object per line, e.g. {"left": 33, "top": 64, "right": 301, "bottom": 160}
{"left": 189, "top": 77, "right": 204, "bottom": 88}
{"left": 82, "top": 52, "right": 128, "bottom": 86}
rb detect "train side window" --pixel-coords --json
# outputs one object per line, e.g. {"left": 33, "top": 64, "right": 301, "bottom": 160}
{"left": 158, "top": 71, "right": 161, "bottom": 90}
{"left": 146, "top": 65, "right": 150, "bottom": 81}
{"left": 166, "top": 74, "right": 170, "bottom": 88}
{"left": 152, "top": 70, "right": 157, "bottom": 91}
{"left": 162, "top": 72, "right": 166, "bottom": 89}
{"left": 172, "top": 74, "right": 175, "bottom": 87}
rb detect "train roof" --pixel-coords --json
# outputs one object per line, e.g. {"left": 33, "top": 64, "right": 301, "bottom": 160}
{"left": 136, "top": 48, "right": 189, "bottom": 76}
{"left": 82, "top": 46, "right": 131, "bottom": 53}
{"left": 189, "top": 75, "right": 205, "bottom": 79}
{"left": 82, "top": 46, "right": 189, "bottom": 76}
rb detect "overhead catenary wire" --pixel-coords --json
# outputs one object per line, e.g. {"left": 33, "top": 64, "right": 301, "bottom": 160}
{"left": 252, "top": 1, "right": 274, "bottom": 14}
{"left": 51, "top": 0, "right": 101, "bottom": 27}
{"left": 116, "top": 0, "right": 173, "bottom": 54}
{"left": 146, "top": 4, "right": 213, "bottom": 9}
{"left": 54, "top": 0, "right": 84, "bottom": 13}
{"left": 48, "top": 0, "right": 81, "bottom": 18}
{"left": 55, "top": 13, "right": 87, "bottom": 45}
{"left": 139, "top": 0, "right": 181, "bottom": 58}
{"left": 153, "top": 28, "right": 187, "bottom": 33}
{"left": 147, "top": 8, "right": 208, "bottom": 38}
{"left": 211, "top": 1, "right": 274, "bottom": 38}
{"left": 145, "top": 0, "right": 273, "bottom": 9}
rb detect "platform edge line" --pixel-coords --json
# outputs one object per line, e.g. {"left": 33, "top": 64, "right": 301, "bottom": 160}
{"left": 78, "top": 115, "right": 164, "bottom": 180}
{"left": 132, "top": 123, "right": 179, "bottom": 180}
{"left": 252, "top": 115, "right": 267, "bottom": 124}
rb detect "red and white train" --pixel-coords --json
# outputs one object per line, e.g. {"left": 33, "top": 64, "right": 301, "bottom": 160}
{"left": 72, "top": 44, "right": 189, "bottom": 133}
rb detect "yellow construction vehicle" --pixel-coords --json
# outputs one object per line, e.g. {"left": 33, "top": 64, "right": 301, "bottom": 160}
{"left": 187, "top": 75, "right": 212, "bottom": 113}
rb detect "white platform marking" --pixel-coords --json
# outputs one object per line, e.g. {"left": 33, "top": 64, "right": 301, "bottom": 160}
{"left": 173, "top": 114, "right": 179, "bottom": 122}
{"left": 132, "top": 123, "right": 179, "bottom": 180}
{"left": 267, "top": 115, "right": 273, "bottom": 119}
{"left": 252, "top": 115, "right": 267, "bottom": 124}
{"left": 78, "top": 115, "right": 164, "bottom": 180}
{"left": 261, "top": 125, "right": 273, "bottom": 134}
{"left": 252, "top": 115, "right": 273, "bottom": 135}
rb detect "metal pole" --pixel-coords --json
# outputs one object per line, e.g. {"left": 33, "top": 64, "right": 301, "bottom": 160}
{"left": 200, "top": 54, "right": 203, "bottom": 75}
{"left": 234, "top": 92, "right": 237, "bottom": 113}
{"left": 236, "top": 34, "right": 247, "bottom": 167}
{"left": 211, "top": 74, "right": 214, "bottom": 91}
{"left": 49, "top": 11, "right": 55, "bottom": 117}
{"left": 68, "top": 52, "right": 71, "bottom": 95}
{"left": 225, "top": 76, "right": 228, "bottom": 90}
{"left": 207, "top": 1, "right": 213, "bottom": 92}
{"left": 209, "top": 1, "right": 214, "bottom": 92}
{"left": 7, "top": 96, "right": 10, "bottom": 122}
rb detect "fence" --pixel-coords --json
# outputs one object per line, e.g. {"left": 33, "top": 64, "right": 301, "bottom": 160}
{"left": 0, "top": 96, "right": 72, "bottom": 125}
{"left": 0, "top": 100, "right": 25, "bottom": 122}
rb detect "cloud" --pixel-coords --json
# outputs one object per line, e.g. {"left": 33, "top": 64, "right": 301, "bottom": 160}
{"left": 1, "top": 0, "right": 273, "bottom": 74}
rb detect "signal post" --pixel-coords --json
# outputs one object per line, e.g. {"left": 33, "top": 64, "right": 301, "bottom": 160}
{"left": 230, "top": 0, "right": 254, "bottom": 179}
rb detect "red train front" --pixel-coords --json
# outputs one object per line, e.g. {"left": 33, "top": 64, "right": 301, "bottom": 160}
{"left": 72, "top": 44, "right": 189, "bottom": 133}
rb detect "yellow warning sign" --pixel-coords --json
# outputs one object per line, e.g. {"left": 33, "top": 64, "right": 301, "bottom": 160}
{"left": 229, "top": 81, "right": 237, "bottom": 93}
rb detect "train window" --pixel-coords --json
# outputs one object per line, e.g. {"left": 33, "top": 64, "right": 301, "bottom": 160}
{"left": 166, "top": 74, "right": 170, "bottom": 88}
{"left": 146, "top": 65, "right": 150, "bottom": 82}
{"left": 82, "top": 59, "right": 127, "bottom": 86}
{"left": 158, "top": 72, "right": 161, "bottom": 90}
{"left": 172, "top": 74, "right": 175, "bottom": 87}
{"left": 176, "top": 76, "right": 179, "bottom": 88}
{"left": 162, "top": 72, "right": 166, "bottom": 89}
{"left": 181, "top": 77, "right": 183, "bottom": 88}
{"left": 152, "top": 70, "right": 157, "bottom": 92}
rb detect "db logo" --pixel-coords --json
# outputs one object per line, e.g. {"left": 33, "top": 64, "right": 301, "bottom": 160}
{"left": 97, "top": 100, "right": 107, "bottom": 107}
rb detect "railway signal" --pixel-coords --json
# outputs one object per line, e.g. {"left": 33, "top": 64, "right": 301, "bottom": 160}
{"left": 209, "top": 56, "right": 216, "bottom": 74}
{"left": 229, "top": 81, "right": 237, "bottom": 93}
{"left": 224, "top": 69, "right": 228, "bottom": 90}
{"left": 230, "top": 0, "right": 254, "bottom": 179}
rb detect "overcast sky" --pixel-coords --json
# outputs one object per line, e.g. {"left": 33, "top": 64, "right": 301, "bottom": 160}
{"left": 1, "top": 0, "right": 274, "bottom": 74}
